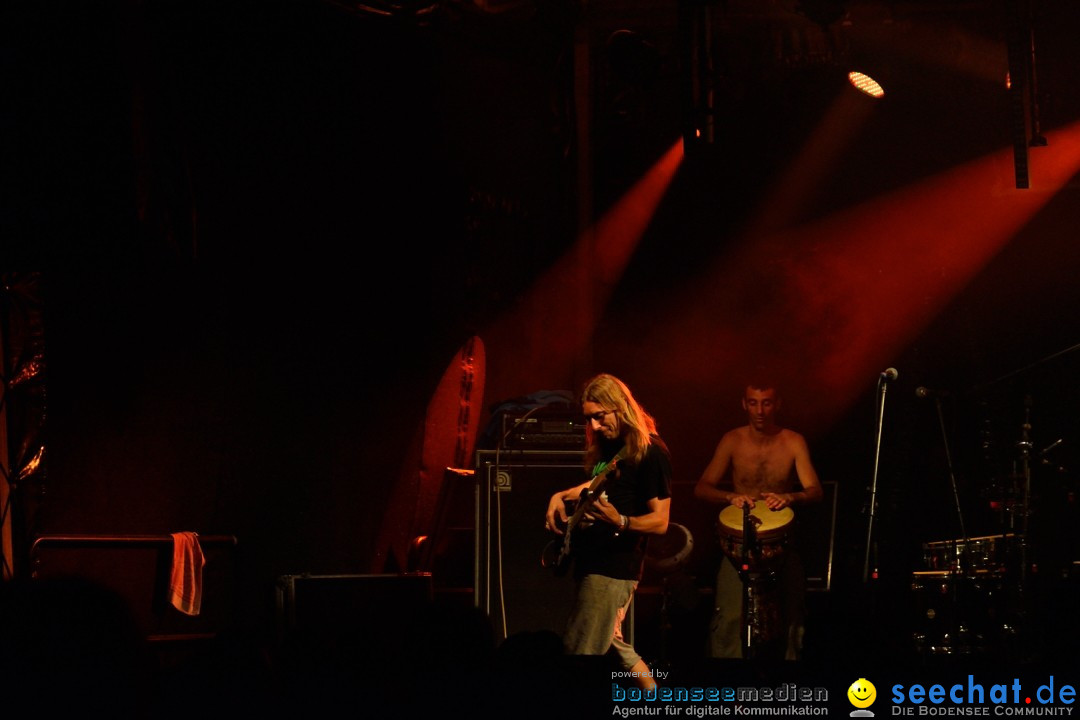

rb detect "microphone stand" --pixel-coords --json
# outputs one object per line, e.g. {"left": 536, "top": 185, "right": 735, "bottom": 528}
{"left": 740, "top": 504, "right": 758, "bottom": 657}
{"left": 932, "top": 394, "right": 972, "bottom": 566}
{"left": 862, "top": 375, "right": 891, "bottom": 584}
{"left": 1015, "top": 395, "right": 1034, "bottom": 597}
{"left": 994, "top": 394, "right": 1035, "bottom": 658}
{"left": 930, "top": 391, "right": 975, "bottom": 651}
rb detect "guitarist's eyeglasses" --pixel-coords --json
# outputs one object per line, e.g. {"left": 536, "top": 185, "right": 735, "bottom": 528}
{"left": 585, "top": 409, "right": 614, "bottom": 423}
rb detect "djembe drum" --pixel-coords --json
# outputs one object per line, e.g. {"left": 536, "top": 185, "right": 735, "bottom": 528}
{"left": 716, "top": 500, "right": 795, "bottom": 650}
{"left": 717, "top": 500, "right": 795, "bottom": 572}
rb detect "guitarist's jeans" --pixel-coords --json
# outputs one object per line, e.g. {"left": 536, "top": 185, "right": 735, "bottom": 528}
{"left": 563, "top": 574, "right": 641, "bottom": 669}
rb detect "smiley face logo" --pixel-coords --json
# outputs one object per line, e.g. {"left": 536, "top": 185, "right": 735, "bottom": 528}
{"left": 848, "top": 678, "right": 877, "bottom": 709}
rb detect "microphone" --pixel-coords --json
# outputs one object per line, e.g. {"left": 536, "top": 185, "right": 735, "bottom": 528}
{"left": 880, "top": 368, "right": 899, "bottom": 381}
{"left": 915, "top": 386, "right": 951, "bottom": 400}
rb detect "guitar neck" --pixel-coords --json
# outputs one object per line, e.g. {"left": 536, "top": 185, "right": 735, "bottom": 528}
{"left": 565, "top": 492, "right": 594, "bottom": 530}
{"left": 550, "top": 460, "right": 620, "bottom": 572}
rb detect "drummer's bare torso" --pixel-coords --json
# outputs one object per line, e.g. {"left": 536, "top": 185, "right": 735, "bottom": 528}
{"left": 727, "top": 426, "right": 800, "bottom": 498}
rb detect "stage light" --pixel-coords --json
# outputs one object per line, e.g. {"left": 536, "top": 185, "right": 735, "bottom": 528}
{"left": 847, "top": 71, "right": 884, "bottom": 98}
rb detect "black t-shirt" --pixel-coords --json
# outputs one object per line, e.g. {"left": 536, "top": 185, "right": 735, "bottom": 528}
{"left": 572, "top": 436, "right": 673, "bottom": 581}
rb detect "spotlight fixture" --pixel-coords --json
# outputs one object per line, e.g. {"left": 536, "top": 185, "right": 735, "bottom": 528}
{"left": 847, "top": 71, "right": 884, "bottom": 99}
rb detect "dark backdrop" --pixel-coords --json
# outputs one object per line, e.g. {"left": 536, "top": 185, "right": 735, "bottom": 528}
{"left": 6, "top": 0, "right": 1080, "bottom": 664}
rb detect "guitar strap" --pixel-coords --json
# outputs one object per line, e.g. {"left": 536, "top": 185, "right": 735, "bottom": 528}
{"left": 588, "top": 445, "right": 628, "bottom": 490}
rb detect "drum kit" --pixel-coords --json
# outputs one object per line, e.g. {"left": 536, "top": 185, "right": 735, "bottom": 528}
{"left": 911, "top": 532, "right": 1022, "bottom": 656}
{"left": 909, "top": 386, "right": 1074, "bottom": 658}
{"left": 716, "top": 500, "right": 795, "bottom": 656}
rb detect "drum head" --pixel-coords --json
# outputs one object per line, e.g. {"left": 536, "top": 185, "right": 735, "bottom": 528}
{"left": 718, "top": 500, "right": 794, "bottom": 538}
{"left": 645, "top": 522, "right": 694, "bottom": 574}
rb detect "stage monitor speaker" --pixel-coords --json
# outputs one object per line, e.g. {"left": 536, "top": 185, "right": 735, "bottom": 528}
{"left": 274, "top": 572, "right": 434, "bottom": 665}
{"left": 475, "top": 450, "right": 636, "bottom": 644}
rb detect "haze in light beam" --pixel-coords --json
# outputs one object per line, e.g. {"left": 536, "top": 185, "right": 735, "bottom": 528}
{"left": 480, "top": 138, "right": 685, "bottom": 404}
{"left": 648, "top": 120, "right": 1080, "bottom": 433}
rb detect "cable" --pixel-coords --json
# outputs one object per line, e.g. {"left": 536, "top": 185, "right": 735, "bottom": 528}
{"left": 491, "top": 404, "right": 547, "bottom": 641}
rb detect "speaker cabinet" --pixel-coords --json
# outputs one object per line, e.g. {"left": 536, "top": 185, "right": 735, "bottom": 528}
{"left": 475, "top": 450, "right": 613, "bottom": 643}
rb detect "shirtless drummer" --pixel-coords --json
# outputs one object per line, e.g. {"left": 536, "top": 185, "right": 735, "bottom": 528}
{"left": 693, "top": 381, "right": 824, "bottom": 660}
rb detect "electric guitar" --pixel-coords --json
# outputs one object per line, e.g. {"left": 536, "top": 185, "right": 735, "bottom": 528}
{"left": 541, "top": 459, "right": 620, "bottom": 576}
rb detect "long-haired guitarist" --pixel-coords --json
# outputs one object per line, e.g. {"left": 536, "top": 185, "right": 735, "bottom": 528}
{"left": 544, "top": 373, "right": 672, "bottom": 692}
